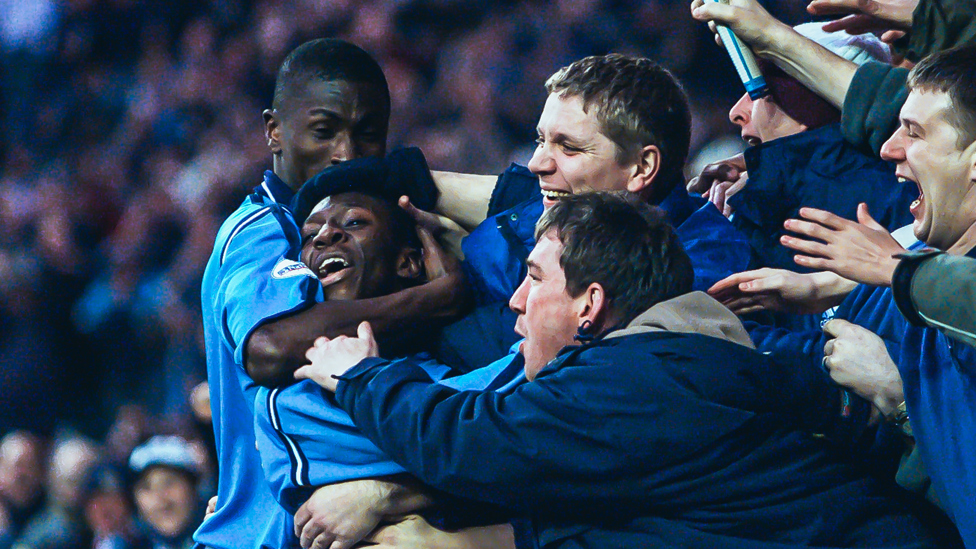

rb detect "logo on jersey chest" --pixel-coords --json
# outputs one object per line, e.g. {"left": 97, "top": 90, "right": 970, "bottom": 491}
{"left": 271, "top": 259, "right": 317, "bottom": 279}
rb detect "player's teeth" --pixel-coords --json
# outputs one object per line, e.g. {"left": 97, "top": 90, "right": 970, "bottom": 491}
{"left": 542, "top": 190, "right": 571, "bottom": 199}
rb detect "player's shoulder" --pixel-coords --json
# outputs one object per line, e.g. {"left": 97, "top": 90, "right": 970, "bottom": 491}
{"left": 214, "top": 192, "right": 299, "bottom": 264}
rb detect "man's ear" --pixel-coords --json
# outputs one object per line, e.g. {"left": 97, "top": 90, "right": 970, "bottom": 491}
{"left": 626, "top": 144, "right": 661, "bottom": 195}
{"left": 395, "top": 247, "right": 424, "bottom": 282}
{"left": 263, "top": 109, "right": 282, "bottom": 155}
{"left": 576, "top": 282, "right": 611, "bottom": 332}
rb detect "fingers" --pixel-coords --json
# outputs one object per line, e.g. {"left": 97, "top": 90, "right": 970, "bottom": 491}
{"left": 823, "top": 318, "right": 855, "bottom": 338}
{"left": 295, "top": 503, "right": 311, "bottom": 539}
{"left": 708, "top": 180, "right": 728, "bottom": 214}
{"left": 708, "top": 271, "right": 759, "bottom": 295}
{"left": 820, "top": 13, "right": 881, "bottom": 34}
{"left": 796, "top": 207, "right": 848, "bottom": 229}
{"left": 398, "top": 195, "right": 422, "bottom": 222}
{"left": 855, "top": 203, "right": 886, "bottom": 232}
{"left": 691, "top": 0, "right": 733, "bottom": 23}
{"left": 357, "top": 321, "right": 374, "bottom": 344}
{"left": 806, "top": 0, "right": 859, "bottom": 16}
{"left": 708, "top": 268, "right": 777, "bottom": 295}
{"left": 823, "top": 338, "right": 835, "bottom": 356}
{"left": 880, "top": 29, "right": 906, "bottom": 43}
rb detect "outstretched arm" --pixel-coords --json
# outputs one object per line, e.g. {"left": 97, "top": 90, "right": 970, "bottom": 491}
{"left": 690, "top": 0, "right": 857, "bottom": 108}
{"left": 807, "top": 0, "right": 915, "bottom": 43}
{"left": 708, "top": 268, "right": 856, "bottom": 315}
{"left": 431, "top": 171, "right": 498, "bottom": 232}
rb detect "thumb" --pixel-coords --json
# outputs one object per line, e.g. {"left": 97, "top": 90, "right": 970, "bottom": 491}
{"left": 358, "top": 321, "right": 374, "bottom": 342}
{"left": 822, "top": 318, "right": 855, "bottom": 338}
{"left": 294, "top": 364, "right": 311, "bottom": 380}
{"left": 856, "top": 203, "right": 886, "bottom": 231}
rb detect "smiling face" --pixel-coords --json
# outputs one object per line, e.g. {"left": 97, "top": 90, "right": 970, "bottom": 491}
{"left": 880, "top": 89, "right": 976, "bottom": 251}
{"left": 508, "top": 231, "right": 587, "bottom": 380}
{"left": 729, "top": 92, "right": 808, "bottom": 146}
{"left": 301, "top": 192, "right": 417, "bottom": 301}
{"left": 527, "top": 93, "right": 643, "bottom": 209}
{"left": 265, "top": 78, "right": 388, "bottom": 189}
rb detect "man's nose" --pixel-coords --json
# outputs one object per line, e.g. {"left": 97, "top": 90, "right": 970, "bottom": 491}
{"left": 314, "top": 225, "right": 347, "bottom": 246}
{"left": 331, "top": 134, "right": 355, "bottom": 164}
{"left": 509, "top": 277, "right": 529, "bottom": 314}
{"left": 880, "top": 127, "right": 906, "bottom": 162}
{"left": 729, "top": 93, "right": 752, "bottom": 129}
{"left": 527, "top": 142, "right": 554, "bottom": 175}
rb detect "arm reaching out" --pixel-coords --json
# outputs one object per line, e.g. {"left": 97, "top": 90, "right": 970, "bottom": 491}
{"left": 781, "top": 203, "right": 906, "bottom": 286}
{"left": 807, "top": 0, "right": 916, "bottom": 43}
{"left": 708, "top": 268, "right": 856, "bottom": 315}
{"left": 247, "top": 221, "right": 468, "bottom": 387}
{"left": 431, "top": 171, "right": 497, "bottom": 232}
{"left": 690, "top": 0, "right": 857, "bottom": 108}
{"left": 686, "top": 154, "right": 748, "bottom": 218}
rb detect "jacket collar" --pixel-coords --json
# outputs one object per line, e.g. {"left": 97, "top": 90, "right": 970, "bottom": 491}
{"left": 605, "top": 291, "right": 755, "bottom": 349}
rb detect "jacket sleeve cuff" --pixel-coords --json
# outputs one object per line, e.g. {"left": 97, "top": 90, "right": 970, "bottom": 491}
{"left": 891, "top": 249, "right": 944, "bottom": 327}
{"left": 841, "top": 62, "right": 909, "bottom": 156}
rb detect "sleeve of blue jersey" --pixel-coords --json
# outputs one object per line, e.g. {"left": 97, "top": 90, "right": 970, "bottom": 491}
{"left": 213, "top": 203, "right": 321, "bottom": 366}
{"left": 253, "top": 359, "right": 454, "bottom": 514}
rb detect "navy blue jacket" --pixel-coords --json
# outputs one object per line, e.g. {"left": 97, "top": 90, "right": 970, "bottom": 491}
{"left": 729, "top": 123, "right": 918, "bottom": 273}
{"left": 438, "top": 166, "right": 753, "bottom": 370}
{"left": 336, "top": 296, "right": 955, "bottom": 549}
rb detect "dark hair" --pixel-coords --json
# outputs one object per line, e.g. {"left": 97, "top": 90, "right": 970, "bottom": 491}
{"left": 535, "top": 191, "right": 694, "bottom": 326}
{"left": 545, "top": 54, "right": 691, "bottom": 202}
{"left": 272, "top": 38, "right": 391, "bottom": 119}
{"left": 908, "top": 45, "right": 976, "bottom": 148}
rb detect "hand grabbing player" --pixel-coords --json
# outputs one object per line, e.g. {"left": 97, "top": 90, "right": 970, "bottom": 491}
{"left": 295, "top": 321, "right": 379, "bottom": 392}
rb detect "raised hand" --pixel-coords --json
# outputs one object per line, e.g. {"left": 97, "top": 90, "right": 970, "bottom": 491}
{"left": 781, "top": 203, "right": 906, "bottom": 287}
{"left": 807, "top": 0, "right": 915, "bottom": 37}
{"left": 399, "top": 195, "right": 468, "bottom": 260}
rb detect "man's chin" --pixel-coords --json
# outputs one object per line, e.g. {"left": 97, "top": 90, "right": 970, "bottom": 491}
{"left": 323, "top": 283, "right": 360, "bottom": 301}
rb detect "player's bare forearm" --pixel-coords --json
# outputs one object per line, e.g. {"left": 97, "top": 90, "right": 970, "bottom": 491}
{"left": 431, "top": 171, "right": 496, "bottom": 232}
{"left": 246, "top": 276, "right": 468, "bottom": 386}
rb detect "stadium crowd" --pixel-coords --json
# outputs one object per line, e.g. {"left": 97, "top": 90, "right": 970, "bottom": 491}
{"left": 1, "top": 0, "right": 974, "bottom": 548}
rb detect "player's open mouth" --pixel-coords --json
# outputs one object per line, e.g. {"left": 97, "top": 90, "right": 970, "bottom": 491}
{"left": 318, "top": 256, "right": 352, "bottom": 285}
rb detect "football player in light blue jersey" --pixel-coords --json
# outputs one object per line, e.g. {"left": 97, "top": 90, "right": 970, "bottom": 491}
{"left": 197, "top": 39, "right": 465, "bottom": 549}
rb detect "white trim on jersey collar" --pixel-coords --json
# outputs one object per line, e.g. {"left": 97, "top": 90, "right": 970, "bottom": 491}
{"left": 262, "top": 181, "right": 278, "bottom": 204}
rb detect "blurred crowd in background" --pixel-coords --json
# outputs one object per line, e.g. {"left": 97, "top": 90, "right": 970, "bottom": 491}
{"left": 0, "top": 0, "right": 812, "bottom": 547}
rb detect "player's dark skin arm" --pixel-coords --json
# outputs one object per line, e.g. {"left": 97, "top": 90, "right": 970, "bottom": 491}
{"left": 246, "top": 228, "right": 467, "bottom": 387}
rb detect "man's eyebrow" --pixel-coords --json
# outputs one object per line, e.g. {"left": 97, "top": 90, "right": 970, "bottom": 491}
{"left": 901, "top": 117, "right": 924, "bottom": 135}
{"left": 526, "top": 259, "right": 541, "bottom": 272}
{"left": 307, "top": 108, "right": 341, "bottom": 118}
